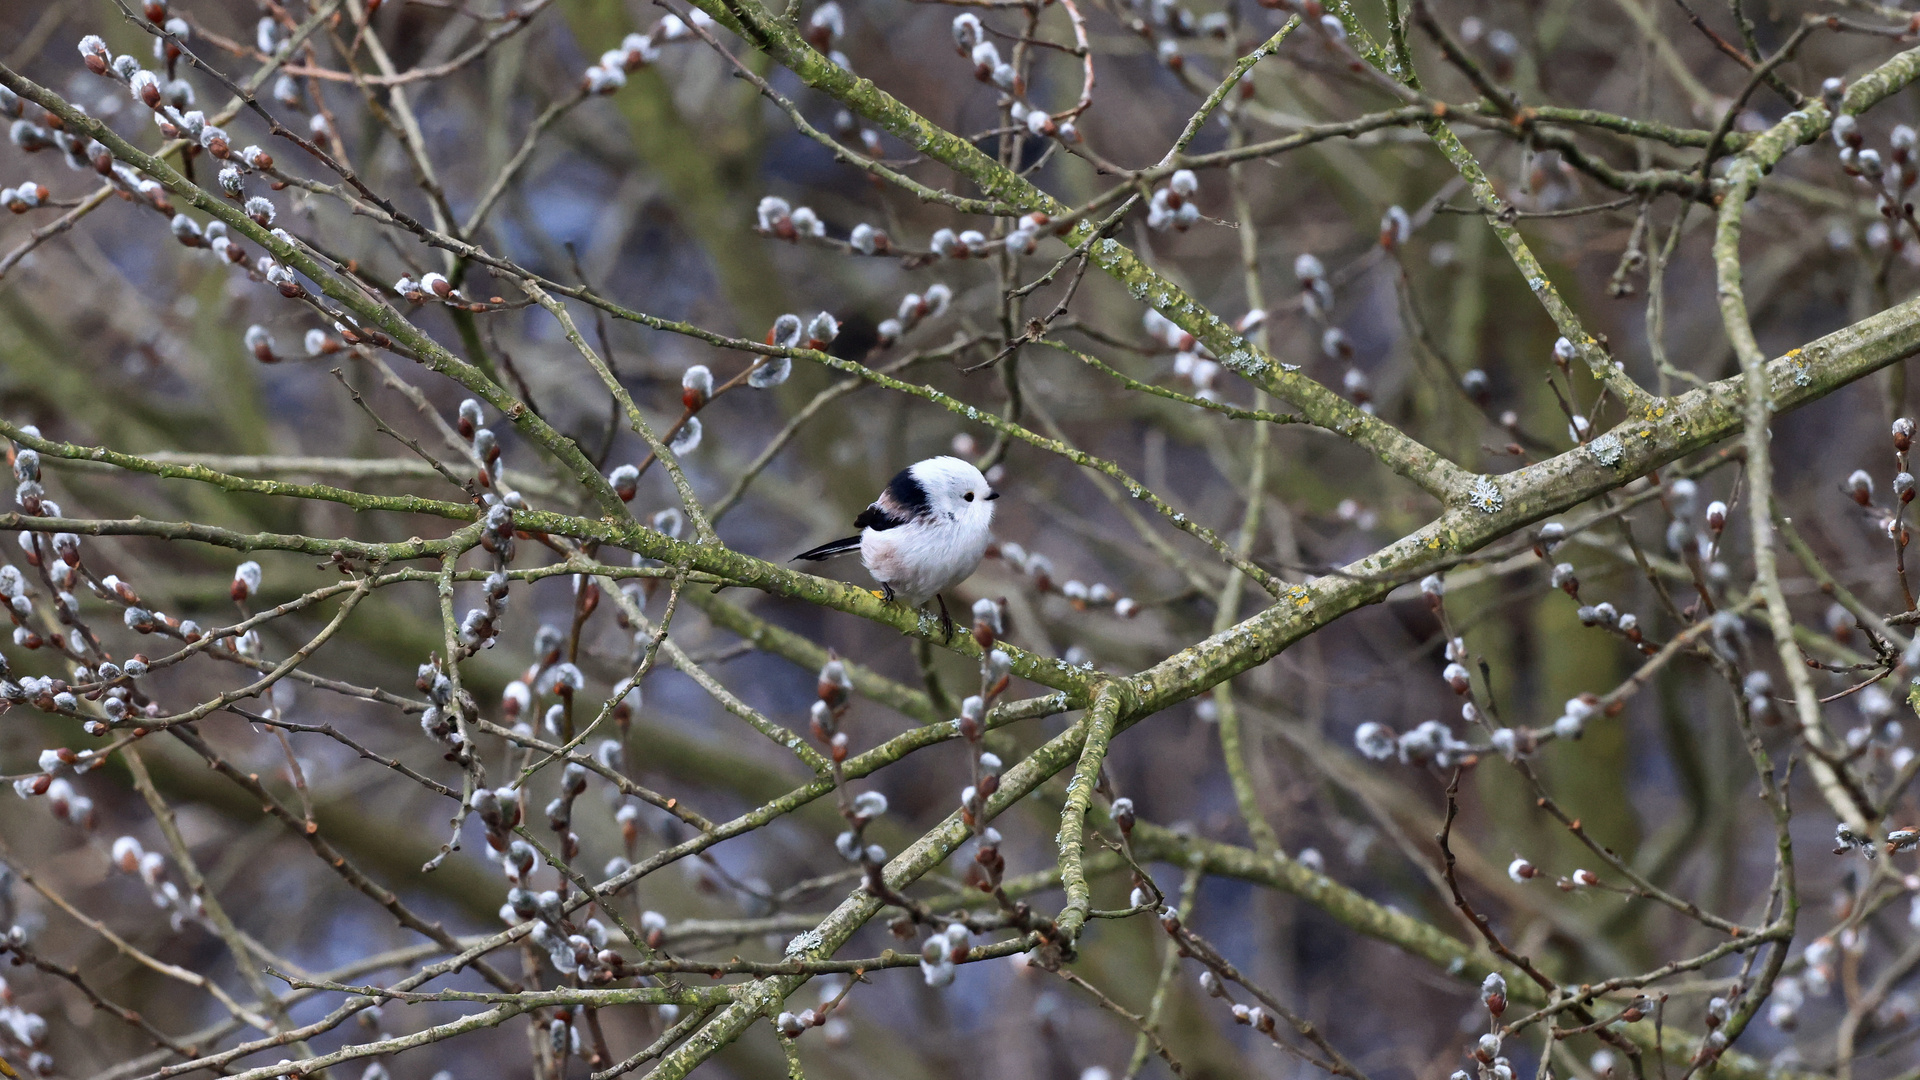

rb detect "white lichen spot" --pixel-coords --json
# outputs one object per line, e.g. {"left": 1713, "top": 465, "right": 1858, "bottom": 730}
{"left": 1467, "top": 475, "right": 1503, "bottom": 514}
{"left": 1526, "top": 276, "right": 1546, "bottom": 292}
{"left": 785, "top": 930, "right": 824, "bottom": 957}
{"left": 1789, "top": 358, "right": 1812, "bottom": 386}
{"left": 1587, "top": 432, "right": 1624, "bottom": 467}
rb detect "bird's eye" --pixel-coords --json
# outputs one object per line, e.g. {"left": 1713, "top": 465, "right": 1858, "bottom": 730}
{"left": 963, "top": 492, "right": 975, "bottom": 502}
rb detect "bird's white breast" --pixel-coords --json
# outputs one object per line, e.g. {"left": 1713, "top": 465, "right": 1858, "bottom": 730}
{"left": 860, "top": 516, "right": 991, "bottom": 607}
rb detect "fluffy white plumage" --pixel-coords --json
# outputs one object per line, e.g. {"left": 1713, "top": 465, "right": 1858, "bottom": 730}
{"left": 793, "top": 456, "right": 997, "bottom": 608}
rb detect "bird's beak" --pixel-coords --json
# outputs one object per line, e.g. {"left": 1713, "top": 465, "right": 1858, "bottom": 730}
{"left": 985, "top": 490, "right": 1001, "bottom": 501}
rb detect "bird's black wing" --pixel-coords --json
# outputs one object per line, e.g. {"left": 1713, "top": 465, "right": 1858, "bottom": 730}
{"left": 795, "top": 466, "right": 930, "bottom": 560}
{"left": 852, "top": 466, "right": 930, "bottom": 532}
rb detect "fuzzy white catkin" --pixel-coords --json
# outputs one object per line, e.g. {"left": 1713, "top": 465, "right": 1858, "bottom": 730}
{"left": 669, "top": 416, "right": 703, "bottom": 453}
{"left": 748, "top": 357, "right": 791, "bottom": 389}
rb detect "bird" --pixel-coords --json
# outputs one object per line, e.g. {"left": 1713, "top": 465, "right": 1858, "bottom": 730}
{"left": 793, "top": 456, "right": 999, "bottom": 631}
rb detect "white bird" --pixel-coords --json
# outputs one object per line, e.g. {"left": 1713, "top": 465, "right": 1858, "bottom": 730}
{"left": 793, "top": 456, "right": 998, "bottom": 623}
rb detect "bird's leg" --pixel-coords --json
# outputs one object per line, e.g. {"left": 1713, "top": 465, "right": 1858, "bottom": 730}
{"left": 936, "top": 593, "right": 954, "bottom": 643}
{"left": 881, "top": 582, "right": 897, "bottom": 604}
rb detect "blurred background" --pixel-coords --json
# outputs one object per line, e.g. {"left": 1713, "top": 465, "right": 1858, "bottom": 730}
{"left": 1, "top": 0, "right": 1919, "bottom": 1077}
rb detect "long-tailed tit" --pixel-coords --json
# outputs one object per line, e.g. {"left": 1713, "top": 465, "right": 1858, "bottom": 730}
{"left": 793, "top": 456, "right": 998, "bottom": 626}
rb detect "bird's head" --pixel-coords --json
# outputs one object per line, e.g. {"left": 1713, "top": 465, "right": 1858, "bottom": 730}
{"left": 911, "top": 455, "right": 998, "bottom": 525}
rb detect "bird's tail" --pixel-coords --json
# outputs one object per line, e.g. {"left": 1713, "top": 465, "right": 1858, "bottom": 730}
{"left": 791, "top": 536, "right": 863, "bottom": 562}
